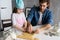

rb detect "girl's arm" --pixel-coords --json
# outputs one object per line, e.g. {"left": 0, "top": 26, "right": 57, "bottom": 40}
{"left": 23, "top": 21, "right": 27, "bottom": 29}
{"left": 22, "top": 13, "right": 27, "bottom": 29}
{"left": 13, "top": 25, "right": 25, "bottom": 31}
{"left": 12, "top": 14, "right": 25, "bottom": 31}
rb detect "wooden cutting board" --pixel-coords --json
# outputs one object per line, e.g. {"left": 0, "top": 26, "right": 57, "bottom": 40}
{"left": 16, "top": 32, "right": 39, "bottom": 40}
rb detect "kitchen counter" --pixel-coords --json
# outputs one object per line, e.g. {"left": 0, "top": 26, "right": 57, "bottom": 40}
{"left": 0, "top": 32, "right": 4, "bottom": 40}
{"left": 1, "top": 25, "right": 60, "bottom": 40}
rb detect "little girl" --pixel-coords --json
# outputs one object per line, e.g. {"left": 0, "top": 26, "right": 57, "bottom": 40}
{"left": 12, "top": 0, "right": 32, "bottom": 33}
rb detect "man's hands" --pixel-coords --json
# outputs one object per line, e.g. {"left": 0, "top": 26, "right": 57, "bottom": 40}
{"left": 35, "top": 24, "right": 51, "bottom": 34}
{"left": 27, "top": 24, "right": 33, "bottom": 33}
{"left": 34, "top": 28, "right": 40, "bottom": 34}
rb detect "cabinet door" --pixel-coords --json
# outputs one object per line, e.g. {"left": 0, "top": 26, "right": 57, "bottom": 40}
{"left": 0, "top": 0, "right": 12, "bottom": 20}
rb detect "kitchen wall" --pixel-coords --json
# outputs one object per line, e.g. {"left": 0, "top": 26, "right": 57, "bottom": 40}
{"left": 12, "top": 0, "right": 39, "bottom": 9}
{"left": 50, "top": 0, "right": 60, "bottom": 24}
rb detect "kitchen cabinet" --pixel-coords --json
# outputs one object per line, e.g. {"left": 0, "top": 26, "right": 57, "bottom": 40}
{"left": 0, "top": 0, "right": 12, "bottom": 31}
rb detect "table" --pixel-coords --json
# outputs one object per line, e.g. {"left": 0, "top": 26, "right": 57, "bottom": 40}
{"left": 2, "top": 26, "right": 60, "bottom": 40}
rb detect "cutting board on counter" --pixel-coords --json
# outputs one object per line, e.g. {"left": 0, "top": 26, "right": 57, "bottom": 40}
{"left": 16, "top": 32, "right": 40, "bottom": 40}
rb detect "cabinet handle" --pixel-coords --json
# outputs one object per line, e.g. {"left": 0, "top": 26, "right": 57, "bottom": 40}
{"left": 1, "top": 7, "right": 7, "bottom": 9}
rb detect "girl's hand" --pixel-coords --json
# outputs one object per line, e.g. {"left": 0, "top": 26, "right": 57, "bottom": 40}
{"left": 20, "top": 28, "right": 26, "bottom": 32}
{"left": 23, "top": 21, "right": 27, "bottom": 30}
{"left": 23, "top": 26, "right": 26, "bottom": 30}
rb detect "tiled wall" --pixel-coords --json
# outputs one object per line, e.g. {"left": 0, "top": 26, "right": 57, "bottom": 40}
{"left": 50, "top": 0, "right": 60, "bottom": 24}
{"left": 12, "top": 0, "right": 39, "bottom": 8}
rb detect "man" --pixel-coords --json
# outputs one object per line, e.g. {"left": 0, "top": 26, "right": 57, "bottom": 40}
{"left": 27, "top": 0, "right": 53, "bottom": 33}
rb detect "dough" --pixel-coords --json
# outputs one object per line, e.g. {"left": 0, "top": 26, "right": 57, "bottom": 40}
{"left": 17, "top": 32, "right": 39, "bottom": 40}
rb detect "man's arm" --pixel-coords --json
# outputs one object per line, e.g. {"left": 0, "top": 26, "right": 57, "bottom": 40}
{"left": 40, "top": 24, "right": 51, "bottom": 31}
{"left": 26, "top": 7, "right": 35, "bottom": 23}
{"left": 41, "top": 10, "right": 53, "bottom": 30}
{"left": 35, "top": 24, "right": 51, "bottom": 34}
{"left": 35, "top": 11, "right": 53, "bottom": 34}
